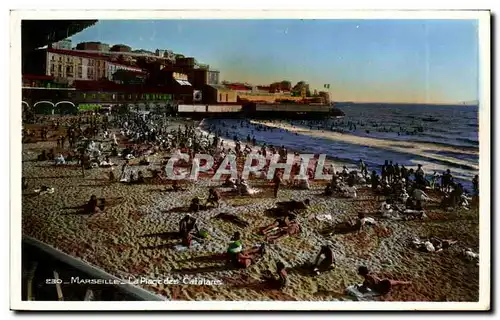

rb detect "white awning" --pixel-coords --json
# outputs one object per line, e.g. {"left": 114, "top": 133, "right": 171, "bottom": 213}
{"left": 175, "top": 79, "right": 192, "bottom": 86}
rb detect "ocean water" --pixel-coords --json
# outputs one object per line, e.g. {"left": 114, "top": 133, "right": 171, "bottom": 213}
{"left": 330, "top": 103, "right": 479, "bottom": 149}
{"left": 201, "top": 103, "right": 480, "bottom": 190}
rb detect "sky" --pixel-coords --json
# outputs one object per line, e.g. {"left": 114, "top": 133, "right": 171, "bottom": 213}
{"left": 70, "top": 19, "right": 479, "bottom": 104}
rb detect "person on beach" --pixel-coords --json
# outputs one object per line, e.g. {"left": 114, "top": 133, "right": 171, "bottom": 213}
{"left": 412, "top": 187, "right": 431, "bottom": 209}
{"left": 261, "top": 261, "right": 288, "bottom": 289}
{"left": 85, "top": 195, "right": 104, "bottom": 215}
{"left": 179, "top": 214, "right": 200, "bottom": 247}
{"left": 189, "top": 197, "right": 203, "bottom": 212}
{"left": 357, "top": 266, "right": 411, "bottom": 295}
{"left": 415, "top": 164, "right": 426, "bottom": 187}
{"left": 265, "top": 214, "right": 301, "bottom": 244}
{"left": 259, "top": 214, "right": 295, "bottom": 235}
{"left": 441, "top": 169, "right": 453, "bottom": 192}
{"left": 135, "top": 171, "right": 145, "bottom": 184}
{"left": 371, "top": 170, "right": 380, "bottom": 191}
{"left": 227, "top": 231, "right": 266, "bottom": 268}
{"left": 54, "top": 153, "right": 66, "bottom": 165}
{"left": 120, "top": 160, "right": 130, "bottom": 180}
{"left": 343, "top": 181, "right": 358, "bottom": 198}
{"left": 79, "top": 152, "right": 90, "bottom": 178}
{"left": 324, "top": 184, "right": 334, "bottom": 196}
{"left": 387, "top": 161, "right": 394, "bottom": 183}
{"left": 223, "top": 176, "right": 237, "bottom": 188}
{"left": 312, "top": 244, "right": 335, "bottom": 275}
{"left": 400, "top": 165, "right": 408, "bottom": 182}
{"left": 472, "top": 175, "right": 479, "bottom": 205}
{"left": 359, "top": 159, "right": 366, "bottom": 175}
{"left": 206, "top": 188, "right": 221, "bottom": 208}
{"left": 382, "top": 160, "right": 388, "bottom": 182}
{"left": 273, "top": 171, "right": 282, "bottom": 198}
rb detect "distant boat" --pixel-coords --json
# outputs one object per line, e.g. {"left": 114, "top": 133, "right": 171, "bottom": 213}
{"left": 422, "top": 116, "right": 439, "bottom": 122}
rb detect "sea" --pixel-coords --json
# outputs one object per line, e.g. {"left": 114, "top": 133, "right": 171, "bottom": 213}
{"left": 201, "top": 103, "right": 480, "bottom": 191}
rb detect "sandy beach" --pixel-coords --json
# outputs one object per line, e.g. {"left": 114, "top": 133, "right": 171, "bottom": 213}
{"left": 21, "top": 119, "right": 480, "bottom": 302}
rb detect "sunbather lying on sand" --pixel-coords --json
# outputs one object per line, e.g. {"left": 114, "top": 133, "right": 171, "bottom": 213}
{"left": 34, "top": 185, "right": 55, "bottom": 195}
{"left": 99, "top": 156, "right": 115, "bottom": 167}
{"left": 357, "top": 266, "right": 411, "bottom": 295}
{"left": 259, "top": 214, "right": 295, "bottom": 235}
{"left": 338, "top": 212, "right": 365, "bottom": 233}
{"left": 411, "top": 237, "right": 458, "bottom": 253}
{"left": 265, "top": 215, "right": 301, "bottom": 244}
{"left": 227, "top": 232, "right": 266, "bottom": 268}
{"left": 312, "top": 244, "right": 336, "bottom": 275}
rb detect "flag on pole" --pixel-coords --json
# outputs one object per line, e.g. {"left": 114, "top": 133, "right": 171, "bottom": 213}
{"left": 324, "top": 84, "right": 330, "bottom": 89}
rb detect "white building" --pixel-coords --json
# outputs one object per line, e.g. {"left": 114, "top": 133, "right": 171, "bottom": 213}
{"left": 107, "top": 62, "right": 144, "bottom": 81}
{"left": 155, "top": 49, "right": 165, "bottom": 57}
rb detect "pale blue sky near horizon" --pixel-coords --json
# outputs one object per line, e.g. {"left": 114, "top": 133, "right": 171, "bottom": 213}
{"left": 70, "top": 19, "right": 479, "bottom": 104}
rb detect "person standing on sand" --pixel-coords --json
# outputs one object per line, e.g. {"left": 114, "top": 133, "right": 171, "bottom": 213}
{"left": 79, "top": 151, "right": 88, "bottom": 178}
{"left": 120, "top": 160, "right": 130, "bottom": 180}
{"left": 381, "top": 160, "right": 388, "bottom": 183}
{"left": 441, "top": 169, "right": 453, "bottom": 192}
{"left": 472, "top": 175, "right": 479, "bottom": 198}
{"left": 387, "top": 161, "right": 394, "bottom": 184}
{"left": 312, "top": 244, "right": 335, "bottom": 275}
{"left": 273, "top": 171, "right": 282, "bottom": 198}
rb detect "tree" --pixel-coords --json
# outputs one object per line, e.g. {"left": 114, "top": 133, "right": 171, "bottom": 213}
{"left": 292, "top": 81, "right": 310, "bottom": 97}
{"left": 280, "top": 80, "right": 292, "bottom": 90}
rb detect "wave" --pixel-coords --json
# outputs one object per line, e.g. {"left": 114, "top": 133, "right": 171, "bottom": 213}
{"left": 201, "top": 118, "right": 478, "bottom": 190}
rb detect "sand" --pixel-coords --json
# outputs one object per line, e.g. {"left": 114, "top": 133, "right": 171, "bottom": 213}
{"left": 20, "top": 120, "right": 480, "bottom": 302}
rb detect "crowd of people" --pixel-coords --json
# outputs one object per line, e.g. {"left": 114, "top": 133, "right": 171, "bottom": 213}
{"left": 23, "top": 111, "right": 479, "bottom": 300}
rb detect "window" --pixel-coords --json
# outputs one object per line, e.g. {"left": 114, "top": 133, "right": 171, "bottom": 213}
{"left": 59, "top": 57, "right": 62, "bottom": 62}
{"left": 51, "top": 55, "right": 55, "bottom": 61}
{"left": 50, "top": 64, "right": 55, "bottom": 71}
{"left": 128, "top": 94, "right": 132, "bottom": 99}
{"left": 58, "top": 65, "right": 62, "bottom": 72}
{"left": 219, "top": 93, "right": 222, "bottom": 101}
{"left": 92, "top": 94, "right": 96, "bottom": 99}
{"left": 112, "top": 94, "right": 116, "bottom": 100}
{"left": 83, "top": 93, "right": 86, "bottom": 98}
{"left": 226, "top": 94, "right": 229, "bottom": 102}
